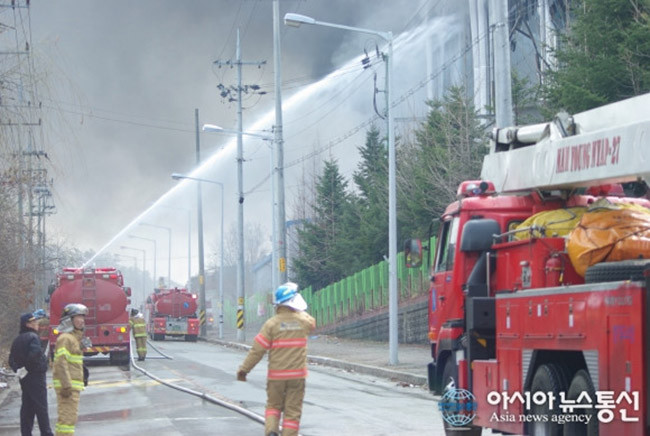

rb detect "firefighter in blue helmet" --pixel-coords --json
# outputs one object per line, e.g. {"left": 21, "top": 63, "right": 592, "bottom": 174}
{"left": 237, "top": 282, "right": 316, "bottom": 436}
{"left": 9, "top": 310, "right": 54, "bottom": 436}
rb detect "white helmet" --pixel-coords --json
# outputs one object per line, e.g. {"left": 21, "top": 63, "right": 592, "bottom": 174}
{"left": 61, "top": 303, "right": 88, "bottom": 321}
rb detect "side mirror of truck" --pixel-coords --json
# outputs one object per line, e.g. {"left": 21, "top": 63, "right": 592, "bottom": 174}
{"left": 123, "top": 287, "right": 132, "bottom": 297}
{"left": 404, "top": 239, "right": 423, "bottom": 268}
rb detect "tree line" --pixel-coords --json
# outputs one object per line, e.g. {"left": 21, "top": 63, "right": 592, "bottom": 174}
{"left": 291, "top": 0, "right": 650, "bottom": 292}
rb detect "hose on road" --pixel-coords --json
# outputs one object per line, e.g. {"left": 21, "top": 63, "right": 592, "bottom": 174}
{"left": 145, "top": 339, "right": 174, "bottom": 359}
{"left": 129, "top": 338, "right": 265, "bottom": 425}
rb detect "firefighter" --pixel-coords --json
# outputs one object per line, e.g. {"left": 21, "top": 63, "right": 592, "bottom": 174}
{"left": 129, "top": 308, "right": 147, "bottom": 361}
{"left": 53, "top": 303, "right": 88, "bottom": 436}
{"left": 237, "top": 282, "right": 315, "bottom": 436}
{"left": 9, "top": 310, "right": 54, "bottom": 436}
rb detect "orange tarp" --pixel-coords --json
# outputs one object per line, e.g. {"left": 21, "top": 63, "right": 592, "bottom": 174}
{"left": 567, "top": 203, "right": 650, "bottom": 277}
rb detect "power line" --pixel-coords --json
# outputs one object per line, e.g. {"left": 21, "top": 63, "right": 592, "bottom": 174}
{"left": 40, "top": 103, "right": 194, "bottom": 133}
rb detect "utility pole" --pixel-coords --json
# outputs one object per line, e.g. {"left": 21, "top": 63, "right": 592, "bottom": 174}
{"left": 195, "top": 109, "right": 207, "bottom": 338}
{"left": 214, "top": 30, "right": 265, "bottom": 342}
{"left": 273, "top": 0, "right": 287, "bottom": 288}
{"left": 491, "top": 0, "right": 514, "bottom": 128}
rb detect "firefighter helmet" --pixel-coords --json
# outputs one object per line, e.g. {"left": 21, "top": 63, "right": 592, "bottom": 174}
{"left": 32, "top": 309, "right": 47, "bottom": 319}
{"left": 131, "top": 308, "right": 139, "bottom": 317}
{"left": 274, "top": 282, "right": 299, "bottom": 304}
{"left": 61, "top": 303, "right": 88, "bottom": 320}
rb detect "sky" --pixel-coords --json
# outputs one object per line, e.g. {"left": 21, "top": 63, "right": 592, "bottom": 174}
{"left": 21, "top": 0, "right": 468, "bottom": 290}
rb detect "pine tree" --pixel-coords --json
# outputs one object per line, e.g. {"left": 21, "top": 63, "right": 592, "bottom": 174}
{"left": 351, "top": 125, "right": 388, "bottom": 268}
{"left": 544, "top": 0, "right": 650, "bottom": 113}
{"left": 398, "top": 86, "right": 486, "bottom": 239}
{"left": 293, "top": 159, "right": 352, "bottom": 290}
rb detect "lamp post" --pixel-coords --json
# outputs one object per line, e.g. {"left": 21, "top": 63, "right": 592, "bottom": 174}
{"left": 284, "top": 13, "right": 399, "bottom": 365}
{"left": 172, "top": 173, "right": 224, "bottom": 339}
{"left": 159, "top": 204, "right": 192, "bottom": 285}
{"left": 115, "top": 253, "right": 137, "bottom": 270}
{"left": 115, "top": 253, "right": 138, "bottom": 306}
{"left": 120, "top": 246, "right": 147, "bottom": 308}
{"left": 202, "top": 124, "right": 278, "bottom": 289}
{"left": 139, "top": 222, "right": 172, "bottom": 288}
{"left": 128, "top": 235, "right": 157, "bottom": 289}
{"left": 202, "top": 124, "right": 274, "bottom": 342}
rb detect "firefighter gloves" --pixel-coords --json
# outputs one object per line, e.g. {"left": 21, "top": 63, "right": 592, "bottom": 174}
{"left": 237, "top": 370, "right": 247, "bottom": 382}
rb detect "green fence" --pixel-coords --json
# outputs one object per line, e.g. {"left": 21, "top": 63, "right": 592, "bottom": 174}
{"left": 222, "top": 236, "right": 436, "bottom": 330}
{"left": 302, "top": 236, "right": 436, "bottom": 328}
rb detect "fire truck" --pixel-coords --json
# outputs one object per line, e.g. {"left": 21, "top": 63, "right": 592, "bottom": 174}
{"left": 145, "top": 287, "right": 200, "bottom": 341}
{"left": 49, "top": 267, "right": 132, "bottom": 365}
{"left": 413, "top": 93, "right": 650, "bottom": 435}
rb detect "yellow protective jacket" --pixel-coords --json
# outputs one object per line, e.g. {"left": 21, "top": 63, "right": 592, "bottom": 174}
{"left": 129, "top": 315, "right": 147, "bottom": 338}
{"left": 239, "top": 306, "right": 315, "bottom": 380}
{"left": 53, "top": 329, "right": 85, "bottom": 392}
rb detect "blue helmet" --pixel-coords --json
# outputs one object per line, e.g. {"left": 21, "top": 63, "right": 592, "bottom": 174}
{"left": 274, "top": 282, "right": 298, "bottom": 305}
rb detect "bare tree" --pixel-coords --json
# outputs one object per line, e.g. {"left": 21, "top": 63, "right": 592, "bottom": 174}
{"left": 209, "top": 221, "right": 270, "bottom": 268}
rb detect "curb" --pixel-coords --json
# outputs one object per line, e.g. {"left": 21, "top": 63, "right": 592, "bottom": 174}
{"left": 203, "top": 338, "right": 428, "bottom": 387}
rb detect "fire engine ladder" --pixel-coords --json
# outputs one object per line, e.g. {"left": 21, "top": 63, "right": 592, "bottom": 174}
{"left": 172, "top": 293, "right": 180, "bottom": 318}
{"left": 482, "top": 92, "right": 650, "bottom": 193}
{"left": 81, "top": 268, "right": 97, "bottom": 337}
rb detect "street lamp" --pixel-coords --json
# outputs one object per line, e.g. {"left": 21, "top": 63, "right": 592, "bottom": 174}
{"left": 159, "top": 204, "right": 192, "bottom": 285}
{"left": 284, "top": 13, "right": 399, "bottom": 365}
{"left": 139, "top": 222, "right": 172, "bottom": 288}
{"left": 120, "top": 246, "right": 147, "bottom": 307}
{"left": 172, "top": 173, "right": 224, "bottom": 339}
{"left": 115, "top": 253, "right": 139, "bottom": 305}
{"left": 202, "top": 124, "right": 279, "bottom": 291}
{"left": 128, "top": 234, "right": 157, "bottom": 288}
{"left": 202, "top": 123, "right": 274, "bottom": 342}
{"left": 115, "top": 253, "right": 137, "bottom": 270}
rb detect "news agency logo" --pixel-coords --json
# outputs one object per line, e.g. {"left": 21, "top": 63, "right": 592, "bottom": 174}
{"left": 439, "top": 388, "right": 478, "bottom": 427}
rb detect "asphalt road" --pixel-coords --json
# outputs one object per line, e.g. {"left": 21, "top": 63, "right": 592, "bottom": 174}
{"left": 0, "top": 339, "right": 448, "bottom": 435}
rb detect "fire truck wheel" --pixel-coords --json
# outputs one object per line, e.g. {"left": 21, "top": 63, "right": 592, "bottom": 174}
{"left": 440, "top": 357, "right": 458, "bottom": 392}
{"left": 584, "top": 259, "right": 650, "bottom": 283}
{"left": 440, "top": 358, "right": 482, "bottom": 436}
{"left": 528, "top": 364, "right": 568, "bottom": 436}
{"left": 109, "top": 351, "right": 129, "bottom": 366}
{"left": 563, "top": 370, "right": 598, "bottom": 436}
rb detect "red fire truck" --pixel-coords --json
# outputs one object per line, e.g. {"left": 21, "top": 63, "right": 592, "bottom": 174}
{"left": 49, "top": 267, "right": 132, "bottom": 365}
{"left": 414, "top": 93, "right": 650, "bottom": 435}
{"left": 145, "top": 287, "right": 200, "bottom": 341}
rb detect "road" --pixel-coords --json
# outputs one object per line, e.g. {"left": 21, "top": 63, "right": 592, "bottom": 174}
{"left": 0, "top": 339, "right": 447, "bottom": 435}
